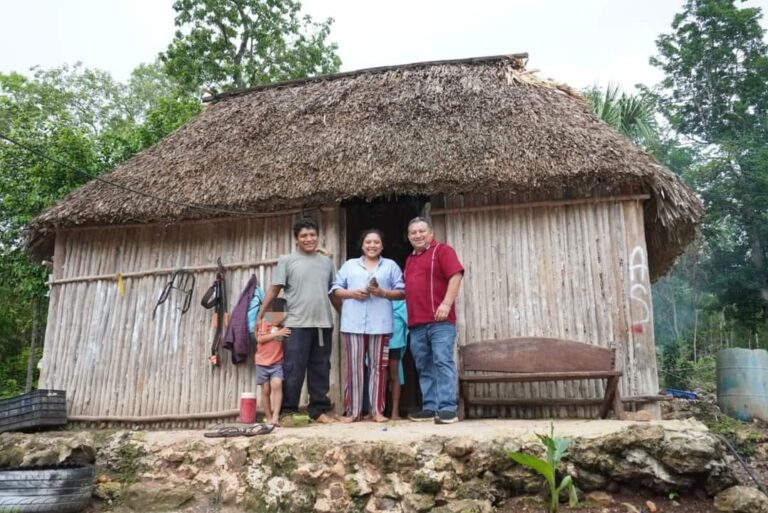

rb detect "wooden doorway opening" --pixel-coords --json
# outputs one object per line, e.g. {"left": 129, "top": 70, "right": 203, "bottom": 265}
{"left": 343, "top": 196, "right": 426, "bottom": 268}
{"left": 342, "top": 196, "right": 427, "bottom": 417}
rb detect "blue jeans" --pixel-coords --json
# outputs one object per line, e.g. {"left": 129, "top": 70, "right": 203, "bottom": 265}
{"left": 409, "top": 322, "right": 457, "bottom": 413}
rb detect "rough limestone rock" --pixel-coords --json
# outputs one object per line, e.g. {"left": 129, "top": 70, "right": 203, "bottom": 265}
{"left": 660, "top": 429, "right": 718, "bottom": 473}
{"left": 566, "top": 463, "right": 608, "bottom": 491}
{"left": 411, "top": 468, "right": 443, "bottom": 494}
{"left": 705, "top": 461, "right": 738, "bottom": 496}
{"left": 365, "top": 495, "right": 401, "bottom": 512}
{"left": 498, "top": 466, "right": 544, "bottom": 495}
{"left": 313, "top": 481, "right": 347, "bottom": 513}
{"left": 570, "top": 422, "right": 735, "bottom": 494}
{"left": 456, "top": 478, "right": 496, "bottom": 502}
{"left": 123, "top": 483, "right": 195, "bottom": 512}
{"left": 714, "top": 486, "right": 768, "bottom": 513}
{"left": 434, "top": 454, "right": 454, "bottom": 471}
{"left": 403, "top": 492, "right": 436, "bottom": 512}
{"left": 612, "top": 448, "right": 696, "bottom": 492}
{"left": 0, "top": 431, "right": 95, "bottom": 467}
{"left": 346, "top": 471, "right": 374, "bottom": 497}
{"left": 445, "top": 438, "right": 476, "bottom": 458}
{"left": 93, "top": 481, "right": 122, "bottom": 502}
{"left": 3, "top": 421, "right": 737, "bottom": 512}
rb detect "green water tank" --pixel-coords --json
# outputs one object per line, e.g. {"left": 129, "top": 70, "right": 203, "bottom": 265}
{"left": 716, "top": 348, "right": 768, "bottom": 422}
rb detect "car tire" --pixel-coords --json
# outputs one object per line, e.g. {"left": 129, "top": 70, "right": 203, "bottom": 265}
{"left": 0, "top": 464, "right": 94, "bottom": 513}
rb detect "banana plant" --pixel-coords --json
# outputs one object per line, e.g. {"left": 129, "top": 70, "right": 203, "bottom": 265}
{"left": 508, "top": 424, "right": 578, "bottom": 513}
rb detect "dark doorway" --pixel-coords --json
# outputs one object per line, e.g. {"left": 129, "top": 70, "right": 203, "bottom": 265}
{"left": 343, "top": 196, "right": 426, "bottom": 268}
{"left": 342, "top": 196, "right": 427, "bottom": 417}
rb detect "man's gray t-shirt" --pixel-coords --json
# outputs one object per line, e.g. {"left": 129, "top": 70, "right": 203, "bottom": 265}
{"left": 272, "top": 251, "right": 335, "bottom": 328}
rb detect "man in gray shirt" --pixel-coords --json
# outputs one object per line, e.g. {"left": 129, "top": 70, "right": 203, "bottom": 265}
{"left": 257, "top": 218, "right": 337, "bottom": 424}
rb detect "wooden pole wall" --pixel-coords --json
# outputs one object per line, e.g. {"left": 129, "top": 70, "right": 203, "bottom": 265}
{"left": 437, "top": 195, "right": 659, "bottom": 418}
{"left": 38, "top": 194, "right": 657, "bottom": 423}
{"left": 38, "top": 208, "right": 342, "bottom": 425}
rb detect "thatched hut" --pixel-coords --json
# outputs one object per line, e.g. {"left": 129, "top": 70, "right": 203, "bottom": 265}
{"left": 26, "top": 55, "right": 701, "bottom": 425}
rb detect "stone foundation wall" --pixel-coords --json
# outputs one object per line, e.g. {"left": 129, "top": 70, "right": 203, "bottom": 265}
{"left": 0, "top": 421, "right": 737, "bottom": 512}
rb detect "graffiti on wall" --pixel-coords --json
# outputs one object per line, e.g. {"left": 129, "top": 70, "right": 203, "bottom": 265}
{"left": 629, "top": 246, "right": 650, "bottom": 334}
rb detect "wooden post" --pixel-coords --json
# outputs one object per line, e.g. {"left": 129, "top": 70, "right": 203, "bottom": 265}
{"left": 25, "top": 297, "right": 40, "bottom": 393}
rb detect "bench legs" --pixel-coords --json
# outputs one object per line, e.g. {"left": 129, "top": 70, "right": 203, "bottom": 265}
{"left": 458, "top": 378, "right": 625, "bottom": 420}
{"left": 600, "top": 376, "right": 625, "bottom": 420}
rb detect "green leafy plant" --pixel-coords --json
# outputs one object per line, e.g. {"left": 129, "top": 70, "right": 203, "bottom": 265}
{"left": 508, "top": 424, "right": 578, "bottom": 513}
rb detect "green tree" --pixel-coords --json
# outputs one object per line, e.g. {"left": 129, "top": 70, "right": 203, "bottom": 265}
{"left": 651, "top": 0, "right": 768, "bottom": 330}
{"left": 160, "top": 0, "right": 341, "bottom": 94}
{"left": 1, "top": 63, "right": 199, "bottom": 239}
{"left": 99, "top": 62, "right": 202, "bottom": 164}
{"left": 0, "top": 63, "right": 199, "bottom": 397}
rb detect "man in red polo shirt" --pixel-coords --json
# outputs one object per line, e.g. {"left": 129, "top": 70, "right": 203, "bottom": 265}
{"left": 404, "top": 217, "right": 464, "bottom": 424}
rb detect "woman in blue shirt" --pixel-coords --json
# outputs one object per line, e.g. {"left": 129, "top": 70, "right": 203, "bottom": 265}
{"left": 331, "top": 229, "right": 405, "bottom": 423}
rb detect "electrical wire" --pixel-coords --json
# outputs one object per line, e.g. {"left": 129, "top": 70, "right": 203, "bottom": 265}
{"left": 0, "top": 132, "right": 263, "bottom": 217}
{"left": 717, "top": 434, "right": 768, "bottom": 496}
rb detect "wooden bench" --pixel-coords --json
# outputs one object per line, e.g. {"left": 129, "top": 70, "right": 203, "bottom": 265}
{"left": 458, "top": 337, "right": 625, "bottom": 420}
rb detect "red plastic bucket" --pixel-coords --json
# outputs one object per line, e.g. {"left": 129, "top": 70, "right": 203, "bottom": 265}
{"left": 239, "top": 392, "right": 257, "bottom": 424}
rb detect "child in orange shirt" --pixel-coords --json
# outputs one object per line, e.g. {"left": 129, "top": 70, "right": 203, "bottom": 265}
{"left": 256, "top": 302, "right": 290, "bottom": 425}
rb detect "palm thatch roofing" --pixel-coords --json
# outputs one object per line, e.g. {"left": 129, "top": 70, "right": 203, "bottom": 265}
{"left": 27, "top": 54, "right": 701, "bottom": 280}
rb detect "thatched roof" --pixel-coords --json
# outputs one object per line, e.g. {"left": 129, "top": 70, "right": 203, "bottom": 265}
{"left": 27, "top": 55, "right": 701, "bottom": 280}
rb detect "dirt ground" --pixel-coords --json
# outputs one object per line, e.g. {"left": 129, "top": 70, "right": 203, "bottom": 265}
{"left": 498, "top": 490, "right": 719, "bottom": 513}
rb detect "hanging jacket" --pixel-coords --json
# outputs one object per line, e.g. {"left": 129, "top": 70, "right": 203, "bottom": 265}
{"left": 223, "top": 274, "right": 259, "bottom": 364}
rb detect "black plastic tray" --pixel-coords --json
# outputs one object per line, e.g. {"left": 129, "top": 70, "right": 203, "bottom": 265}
{"left": 0, "top": 389, "right": 67, "bottom": 433}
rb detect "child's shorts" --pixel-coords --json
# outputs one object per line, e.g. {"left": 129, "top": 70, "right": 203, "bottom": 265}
{"left": 256, "top": 363, "right": 284, "bottom": 385}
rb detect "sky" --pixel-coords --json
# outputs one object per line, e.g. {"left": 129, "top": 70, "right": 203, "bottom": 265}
{"left": 1, "top": 0, "right": 767, "bottom": 92}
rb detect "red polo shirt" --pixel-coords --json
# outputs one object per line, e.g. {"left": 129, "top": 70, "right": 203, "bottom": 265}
{"left": 404, "top": 240, "right": 464, "bottom": 327}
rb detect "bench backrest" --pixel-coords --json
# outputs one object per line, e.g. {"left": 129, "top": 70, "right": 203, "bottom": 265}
{"left": 459, "top": 337, "right": 616, "bottom": 374}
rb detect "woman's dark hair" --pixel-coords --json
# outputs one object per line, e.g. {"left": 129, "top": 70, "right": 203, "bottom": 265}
{"left": 293, "top": 217, "right": 319, "bottom": 237}
{"left": 359, "top": 228, "right": 384, "bottom": 248}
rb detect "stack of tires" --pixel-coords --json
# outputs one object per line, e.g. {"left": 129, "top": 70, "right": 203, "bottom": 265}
{"left": 0, "top": 464, "right": 94, "bottom": 513}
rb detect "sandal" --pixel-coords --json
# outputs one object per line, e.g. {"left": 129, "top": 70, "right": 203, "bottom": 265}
{"left": 243, "top": 424, "right": 275, "bottom": 436}
{"left": 204, "top": 424, "right": 275, "bottom": 438}
{"left": 203, "top": 426, "right": 245, "bottom": 438}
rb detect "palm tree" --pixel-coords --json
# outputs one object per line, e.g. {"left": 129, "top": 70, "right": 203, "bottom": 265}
{"left": 584, "top": 84, "right": 658, "bottom": 146}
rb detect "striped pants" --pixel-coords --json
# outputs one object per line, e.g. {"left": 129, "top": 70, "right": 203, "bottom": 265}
{"left": 342, "top": 333, "right": 390, "bottom": 419}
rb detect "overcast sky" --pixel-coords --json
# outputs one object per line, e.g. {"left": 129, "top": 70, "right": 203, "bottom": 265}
{"left": 2, "top": 0, "right": 767, "bottom": 91}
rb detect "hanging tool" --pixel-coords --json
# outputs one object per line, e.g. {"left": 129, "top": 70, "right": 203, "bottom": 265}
{"left": 152, "top": 270, "right": 196, "bottom": 320}
{"left": 201, "top": 258, "right": 228, "bottom": 366}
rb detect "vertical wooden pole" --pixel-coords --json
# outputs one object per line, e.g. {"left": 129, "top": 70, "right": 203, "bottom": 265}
{"left": 25, "top": 297, "right": 40, "bottom": 393}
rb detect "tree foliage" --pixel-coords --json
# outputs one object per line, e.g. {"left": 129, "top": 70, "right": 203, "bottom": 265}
{"left": 586, "top": 1, "right": 768, "bottom": 386}
{"left": 0, "top": 63, "right": 200, "bottom": 397}
{"left": 652, "top": 0, "right": 768, "bottom": 142}
{"left": 160, "top": 0, "right": 341, "bottom": 93}
{"left": 1, "top": 0, "right": 341, "bottom": 398}
{"left": 651, "top": 0, "right": 768, "bottom": 329}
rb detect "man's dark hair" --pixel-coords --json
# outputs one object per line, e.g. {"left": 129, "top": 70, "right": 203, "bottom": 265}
{"left": 293, "top": 217, "right": 319, "bottom": 238}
